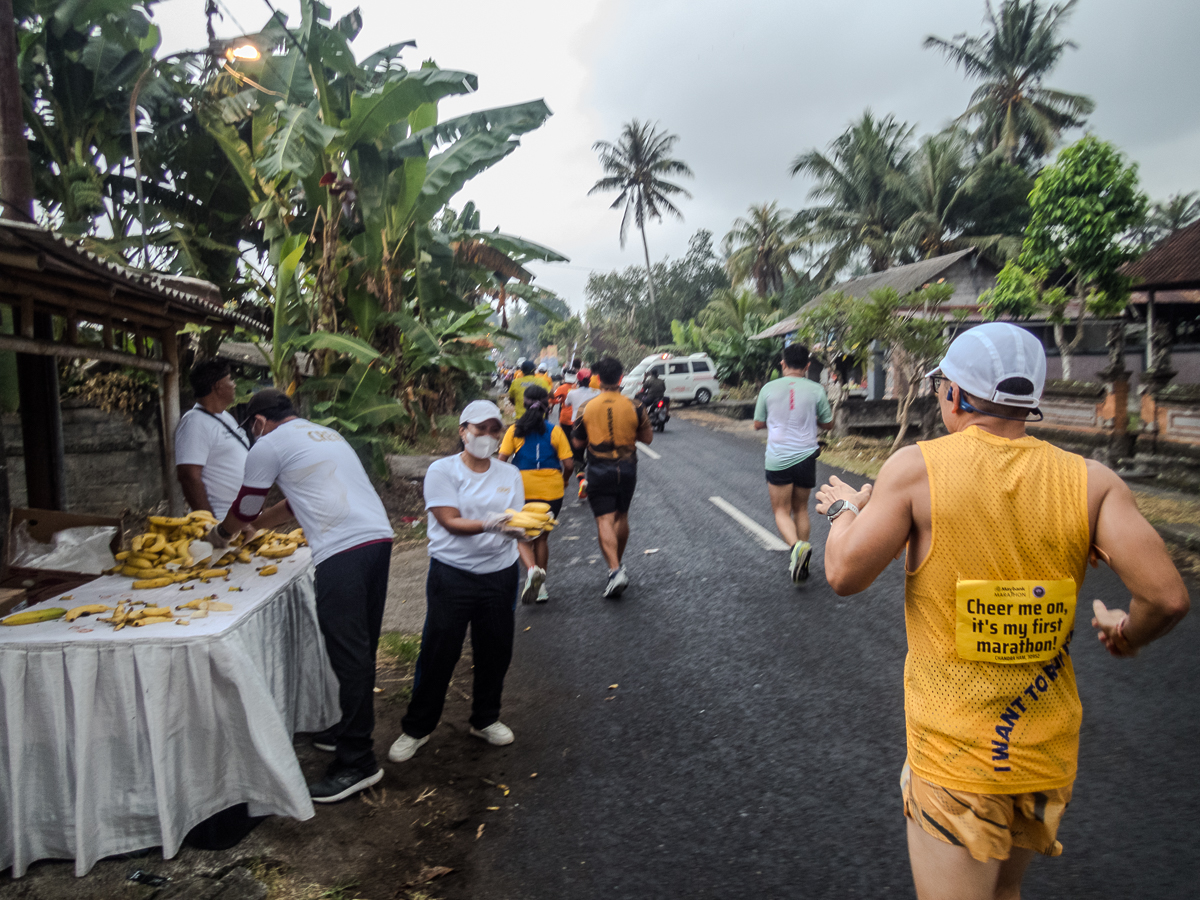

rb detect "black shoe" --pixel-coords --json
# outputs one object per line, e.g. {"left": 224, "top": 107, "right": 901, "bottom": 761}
{"left": 312, "top": 729, "right": 337, "bottom": 752}
{"left": 309, "top": 766, "right": 383, "bottom": 803}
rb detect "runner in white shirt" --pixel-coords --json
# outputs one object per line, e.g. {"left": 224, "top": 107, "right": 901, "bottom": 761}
{"left": 752, "top": 343, "right": 834, "bottom": 584}
{"left": 563, "top": 366, "right": 599, "bottom": 501}
{"left": 214, "top": 389, "right": 394, "bottom": 805}
{"left": 174, "top": 360, "right": 249, "bottom": 519}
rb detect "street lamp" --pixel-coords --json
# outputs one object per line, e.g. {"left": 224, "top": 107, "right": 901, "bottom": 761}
{"left": 224, "top": 43, "right": 261, "bottom": 62}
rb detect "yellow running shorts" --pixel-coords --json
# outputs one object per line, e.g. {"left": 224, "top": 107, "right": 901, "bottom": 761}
{"left": 901, "top": 762, "right": 1073, "bottom": 863}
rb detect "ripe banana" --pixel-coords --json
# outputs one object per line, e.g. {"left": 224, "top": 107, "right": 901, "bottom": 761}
{"left": 196, "top": 568, "right": 230, "bottom": 579}
{"left": 3, "top": 608, "right": 67, "bottom": 626}
{"left": 258, "top": 565, "right": 278, "bottom": 576}
{"left": 524, "top": 502, "right": 552, "bottom": 513}
{"left": 257, "top": 545, "right": 296, "bottom": 559}
{"left": 65, "top": 604, "right": 111, "bottom": 622}
{"left": 148, "top": 516, "right": 190, "bottom": 527}
{"left": 132, "top": 577, "right": 175, "bottom": 589}
{"left": 133, "top": 616, "right": 173, "bottom": 626}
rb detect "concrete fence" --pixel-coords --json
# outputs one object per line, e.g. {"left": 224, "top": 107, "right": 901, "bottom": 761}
{"left": 3, "top": 400, "right": 167, "bottom": 515}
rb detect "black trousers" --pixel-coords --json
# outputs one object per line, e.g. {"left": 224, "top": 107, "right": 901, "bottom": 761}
{"left": 401, "top": 557, "right": 518, "bottom": 738}
{"left": 314, "top": 541, "right": 392, "bottom": 772}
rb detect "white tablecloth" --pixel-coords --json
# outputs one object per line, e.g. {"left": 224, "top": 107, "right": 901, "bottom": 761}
{"left": 0, "top": 549, "right": 340, "bottom": 877}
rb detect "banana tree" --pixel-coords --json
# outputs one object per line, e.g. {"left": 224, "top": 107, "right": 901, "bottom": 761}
{"left": 201, "top": 0, "right": 563, "bottom": 404}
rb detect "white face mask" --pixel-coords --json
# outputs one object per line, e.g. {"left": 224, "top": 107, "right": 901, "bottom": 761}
{"left": 463, "top": 432, "right": 499, "bottom": 460}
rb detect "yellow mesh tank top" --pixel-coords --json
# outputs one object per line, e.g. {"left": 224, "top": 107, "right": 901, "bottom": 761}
{"left": 906, "top": 426, "right": 1089, "bottom": 793}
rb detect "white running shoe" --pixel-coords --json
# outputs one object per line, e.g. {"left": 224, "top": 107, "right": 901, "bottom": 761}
{"left": 386, "top": 732, "right": 429, "bottom": 762}
{"left": 603, "top": 565, "right": 629, "bottom": 598}
{"left": 536, "top": 584, "right": 550, "bottom": 603}
{"left": 790, "top": 541, "right": 813, "bottom": 584}
{"left": 521, "top": 566, "right": 546, "bottom": 605}
{"left": 469, "top": 721, "right": 515, "bottom": 745}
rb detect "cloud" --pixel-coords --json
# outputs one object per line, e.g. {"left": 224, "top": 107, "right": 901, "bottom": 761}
{"left": 154, "top": 0, "right": 1200, "bottom": 311}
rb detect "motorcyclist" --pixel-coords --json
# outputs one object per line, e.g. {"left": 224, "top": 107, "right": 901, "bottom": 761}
{"left": 639, "top": 372, "right": 666, "bottom": 405}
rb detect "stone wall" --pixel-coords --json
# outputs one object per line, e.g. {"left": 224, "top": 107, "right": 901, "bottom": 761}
{"left": 3, "top": 399, "right": 166, "bottom": 515}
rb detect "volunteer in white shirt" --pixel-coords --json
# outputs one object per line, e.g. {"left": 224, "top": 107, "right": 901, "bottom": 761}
{"left": 214, "top": 389, "right": 394, "bottom": 805}
{"left": 174, "top": 360, "right": 249, "bottom": 519}
{"left": 386, "top": 399, "right": 529, "bottom": 765}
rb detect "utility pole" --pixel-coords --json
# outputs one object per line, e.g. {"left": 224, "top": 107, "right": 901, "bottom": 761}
{"left": 0, "top": 0, "right": 68, "bottom": 513}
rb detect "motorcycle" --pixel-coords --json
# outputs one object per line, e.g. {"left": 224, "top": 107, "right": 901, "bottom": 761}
{"left": 647, "top": 397, "right": 670, "bottom": 432}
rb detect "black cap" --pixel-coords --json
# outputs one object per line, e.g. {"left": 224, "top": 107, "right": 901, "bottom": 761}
{"left": 239, "top": 388, "right": 295, "bottom": 426}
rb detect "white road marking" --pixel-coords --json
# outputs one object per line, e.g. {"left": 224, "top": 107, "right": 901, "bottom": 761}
{"left": 708, "top": 496, "right": 790, "bottom": 552}
{"left": 636, "top": 442, "right": 661, "bottom": 460}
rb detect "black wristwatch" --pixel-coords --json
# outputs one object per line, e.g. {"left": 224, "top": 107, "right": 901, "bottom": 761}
{"left": 825, "top": 499, "right": 861, "bottom": 523}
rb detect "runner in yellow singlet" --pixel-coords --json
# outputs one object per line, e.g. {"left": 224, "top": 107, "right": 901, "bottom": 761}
{"left": 815, "top": 323, "right": 1189, "bottom": 900}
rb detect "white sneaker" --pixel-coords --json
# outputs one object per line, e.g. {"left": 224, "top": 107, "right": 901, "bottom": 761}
{"left": 469, "top": 721, "right": 515, "bottom": 745}
{"left": 386, "top": 732, "right": 429, "bottom": 762}
{"left": 789, "top": 541, "right": 812, "bottom": 584}
{"left": 603, "top": 565, "right": 629, "bottom": 598}
{"left": 521, "top": 566, "right": 546, "bottom": 605}
{"left": 536, "top": 584, "right": 550, "bottom": 603}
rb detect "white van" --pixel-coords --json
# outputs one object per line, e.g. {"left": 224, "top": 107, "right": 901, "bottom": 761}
{"left": 622, "top": 353, "right": 720, "bottom": 404}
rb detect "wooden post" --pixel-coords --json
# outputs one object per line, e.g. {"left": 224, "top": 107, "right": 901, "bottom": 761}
{"left": 1145, "top": 292, "right": 1155, "bottom": 373}
{"left": 15, "top": 309, "right": 66, "bottom": 510}
{"left": 159, "top": 329, "right": 184, "bottom": 515}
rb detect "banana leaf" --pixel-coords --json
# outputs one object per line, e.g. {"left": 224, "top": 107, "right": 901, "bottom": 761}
{"left": 334, "top": 69, "right": 477, "bottom": 150}
{"left": 417, "top": 131, "right": 520, "bottom": 221}
{"left": 294, "top": 331, "right": 383, "bottom": 363}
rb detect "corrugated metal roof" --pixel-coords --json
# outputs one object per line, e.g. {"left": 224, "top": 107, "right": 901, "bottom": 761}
{"left": 1121, "top": 220, "right": 1200, "bottom": 290}
{"left": 0, "top": 221, "right": 267, "bottom": 333}
{"left": 752, "top": 249, "right": 980, "bottom": 340}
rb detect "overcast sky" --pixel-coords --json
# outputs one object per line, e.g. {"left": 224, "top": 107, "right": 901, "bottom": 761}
{"left": 155, "top": 0, "right": 1200, "bottom": 311}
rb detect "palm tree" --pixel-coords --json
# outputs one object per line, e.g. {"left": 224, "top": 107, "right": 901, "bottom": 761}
{"left": 789, "top": 110, "right": 915, "bottom": 285}
{"left": 722, "top": 202, "right": 806, "bottom": 296}
{"left": 925, "top": 0, "right": 1095, "bottom": 167}
{"left": 1141, "top": 192, "right": 1200, "bottom": 244}
{"left": 698, "top": 287, "right": 779, "bottom": 331}
{"left": 893, "top": 129, "right": 1023, "bottom": 261}
{"left": 589, "top": 120, "right": 693, "bottom": 343}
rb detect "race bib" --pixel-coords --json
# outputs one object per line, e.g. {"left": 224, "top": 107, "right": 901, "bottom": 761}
{"left": 955, "top": 579, "right": 1076, "bottom": 664}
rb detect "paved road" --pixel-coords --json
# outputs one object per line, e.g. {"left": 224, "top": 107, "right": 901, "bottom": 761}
{"left": 473, "top": 417, "right": 1199, "bottom": 899}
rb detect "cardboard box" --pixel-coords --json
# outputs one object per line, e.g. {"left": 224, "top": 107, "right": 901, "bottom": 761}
{"left": 1, "top": 508, "right": 122, "bottom": 605}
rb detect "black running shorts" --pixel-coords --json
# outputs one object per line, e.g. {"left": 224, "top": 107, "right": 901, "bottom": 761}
{"left": 586, "top": 458, "right": 637, "bottom": 517}
{"left": 765, "top": 454, "right": 817, "bottom": 489}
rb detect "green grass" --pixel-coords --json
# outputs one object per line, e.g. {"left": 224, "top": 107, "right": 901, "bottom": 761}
{"left": 379, "top": 632, "right": 422, "bottom": 664}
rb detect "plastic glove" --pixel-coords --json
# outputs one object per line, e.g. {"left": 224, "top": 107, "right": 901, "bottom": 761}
{"left": 481, "top": 512, "right": 525, "bottom": 540}
{"left": 206, "top": 525, "right": 231, "bottom": 550}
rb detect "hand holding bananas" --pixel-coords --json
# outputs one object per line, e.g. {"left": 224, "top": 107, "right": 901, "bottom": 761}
{"left": 108, "top": 510, "right": 306, "bottom": 589}
{"left": 503, "top": 502, "right": 560, "bottom": 540}
{"left": 481, "top": 511, "right": 526, "bottom": 540}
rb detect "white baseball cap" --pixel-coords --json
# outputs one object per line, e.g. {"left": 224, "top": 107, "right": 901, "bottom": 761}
{"left": 459, "top": 399, "right": 503, "bottom": 425}
{"left": 927, "top": 322, "right": 1046, "bottom": 409}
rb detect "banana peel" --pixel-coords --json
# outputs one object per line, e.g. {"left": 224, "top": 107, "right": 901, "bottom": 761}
{"left": 65, "top": 604, "right": 110, "bottom": 622}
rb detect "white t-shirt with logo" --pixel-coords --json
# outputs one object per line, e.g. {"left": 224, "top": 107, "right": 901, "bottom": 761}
{"left": 241, "top": 418, "right": 393, "bottom": 565}
{"left": 174, "top": 405, "right": 250, "bottom": 520}
{"left": 424, "top": 454, "right": 524, "bottom": 575}
{"left": 564, "top": 385, "right": 599, "bottom": 422}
